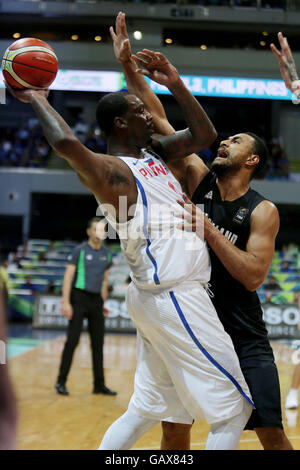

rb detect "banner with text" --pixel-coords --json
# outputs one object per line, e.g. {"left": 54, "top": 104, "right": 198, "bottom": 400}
{"left": 33, "top": 296, "right": 300, "bottom": 339}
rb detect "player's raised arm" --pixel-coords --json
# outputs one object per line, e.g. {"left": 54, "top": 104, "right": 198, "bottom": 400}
{"left": 110, "top": 12, "right": 171, "bottom": 135}
{"left": 271, "top": 32, "right": 300, "bottom": 98}
{"left": 110, "top": 12, "right": 210, "bottom": 196}
{"left": 133, "top": 50, "right": 217, "bottom": 161}
{"left": 4, "top": 84, "right": 137, "bottom": 217}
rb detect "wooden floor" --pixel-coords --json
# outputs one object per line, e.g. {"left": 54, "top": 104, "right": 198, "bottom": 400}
{"left": 8, "top": 333, "right": 300, "bottom": 450}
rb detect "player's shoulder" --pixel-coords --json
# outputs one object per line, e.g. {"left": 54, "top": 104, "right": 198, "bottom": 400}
{"left": 250, "top": 199, "right": 280, "bottom": 231}
{"left": 252, "top": 198, "right": 278, "bottom": 215}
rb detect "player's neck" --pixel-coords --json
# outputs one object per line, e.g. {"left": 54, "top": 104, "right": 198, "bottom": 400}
{"left": 217, "top": 173, "right": 250, "bottom": 201}
{"left": 107, "top": 139, "right": 143, "bottom": 159}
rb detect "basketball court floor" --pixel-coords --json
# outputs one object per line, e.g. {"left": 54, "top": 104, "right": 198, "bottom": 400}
{"left": 7, "top": 327, "right": 300, "bottom": 450}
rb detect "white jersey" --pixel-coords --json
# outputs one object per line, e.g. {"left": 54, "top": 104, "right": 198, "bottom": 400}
{"left": 99, "top": 149, "right": 211, "bottom": 291}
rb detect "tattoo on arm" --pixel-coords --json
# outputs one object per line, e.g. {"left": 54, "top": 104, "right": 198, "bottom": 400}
{"left": 287, "top": 58, "right": 299, "bottom": 82}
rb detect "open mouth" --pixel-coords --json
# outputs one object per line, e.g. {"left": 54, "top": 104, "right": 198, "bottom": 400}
{"left": 217, "top": 148, "right": 228, "bottom": 159}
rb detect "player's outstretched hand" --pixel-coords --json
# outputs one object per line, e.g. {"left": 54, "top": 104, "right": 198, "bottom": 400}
{"left": 176, "top": 193, "right": 207, "bottom": 240}
{"left": 110, "top": 11, "right": 132, "bottom": 63}
{"left": 4, "top": 80, "right": 49, "bottom": 103}
{"left": 270, "top": 32, "right": 299, "bottom": 93}
{"left": 133, "top": 50, "right": 180, "bottom": 88}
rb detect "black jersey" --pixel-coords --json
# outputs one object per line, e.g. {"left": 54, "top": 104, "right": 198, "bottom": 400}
{"left": 192, "top": 171, "right": 273, "bottom": 361}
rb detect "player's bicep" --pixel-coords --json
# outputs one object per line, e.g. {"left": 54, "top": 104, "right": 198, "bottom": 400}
{"left": 246, "top": 201, "right": 280, "bottom": 274}
{"left": 58, "top": 137, "right": 109, "bottom": 187}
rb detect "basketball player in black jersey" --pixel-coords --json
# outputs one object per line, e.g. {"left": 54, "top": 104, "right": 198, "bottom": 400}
{"left": 112, "top": 14, "right": 293, "bottom": 450}
{"left": 174, "top": 134, "right": 293, "bottom": 450}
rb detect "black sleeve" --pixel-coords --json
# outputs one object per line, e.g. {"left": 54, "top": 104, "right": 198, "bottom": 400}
{"left": 191, "top": 171, "right": 216, "bottom": 204}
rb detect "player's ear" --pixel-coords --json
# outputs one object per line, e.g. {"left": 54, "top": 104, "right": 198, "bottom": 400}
{"left": 114, "top": 116, "right": 128, "bottom": 130}
{"left": 246, "top": 154, "right": 259, "bottom": 169}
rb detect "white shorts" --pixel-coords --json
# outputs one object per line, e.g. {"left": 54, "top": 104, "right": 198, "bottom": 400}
{"left": 126, "top": 280, "right": 254, "bottom": 425}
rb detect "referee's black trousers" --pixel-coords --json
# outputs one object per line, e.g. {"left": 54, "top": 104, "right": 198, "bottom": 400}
{"left": 57, "top": 288, "right": 105, "bottom": 388}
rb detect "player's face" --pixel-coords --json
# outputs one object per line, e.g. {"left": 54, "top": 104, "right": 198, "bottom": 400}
{"left": 212, "top": 133, "right": 255, "bottom": 176}
{"left": 124, "top": 95, "right": 154, "bottom": 146}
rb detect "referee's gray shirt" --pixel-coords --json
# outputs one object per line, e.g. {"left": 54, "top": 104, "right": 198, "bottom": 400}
{"left": 67, "top": 242, "right": 112, "bottom": 294}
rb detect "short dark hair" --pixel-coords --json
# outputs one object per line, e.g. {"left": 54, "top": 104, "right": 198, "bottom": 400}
{"left": 245, "top": 132, "right": 269, "bottom": 179}
{"left": 96, "top": 92, "right": 129, "bottom": 137}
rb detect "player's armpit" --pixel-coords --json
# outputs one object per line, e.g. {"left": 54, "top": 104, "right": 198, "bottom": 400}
{"left": 167, "top": 155, "right": 209, "bottom": 198}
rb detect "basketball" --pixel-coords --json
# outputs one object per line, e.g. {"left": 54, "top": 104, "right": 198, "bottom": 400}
{"left": 1, "top": 37, "right": 58, "bottom": 90}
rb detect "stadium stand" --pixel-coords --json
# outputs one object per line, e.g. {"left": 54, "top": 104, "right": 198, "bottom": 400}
{"left": 4, "top": 236, "right": 300, "bottom": 321}
{"left": 6, "top": 239, "right": 130, "bottom": 320}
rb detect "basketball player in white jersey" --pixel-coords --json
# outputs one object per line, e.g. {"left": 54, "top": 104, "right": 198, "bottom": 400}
{"left": 5, "top": 34, "right": 253, "bottom": 449}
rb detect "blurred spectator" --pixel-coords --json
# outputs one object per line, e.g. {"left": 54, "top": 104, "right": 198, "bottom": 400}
{"left": 46, "top": 242, "right": 57, "bottom": 260}
{"left": 22, "top": 276, "right": 36, "bottom": 294}
{"left": 45, "top": 280, "right": 56, "bottom": 295}
{"left": 0, "top": 123, "right": 50, "bottom": 168}
{"left": 280, "top": 260, "right": 293, "bottom": 273}
{"left": 72, "top": 115, "right": 88, "bottom": 143}
{"left": 263, "top": 276, "right": 281, "bottom": 291}
{"left": 7, "top": 253, "right": 22, "bottom": 270}
{"left": 38, "top": 252, "right": 48, "bottom": 262}
{"left": 17, "top": 242, "right": 30, "bottom": 258}
{"left": 265, "top": 139, "right": 290, "bottom": 180}
{"left": 282, "top": 243, "right": 296, "bottom": 263}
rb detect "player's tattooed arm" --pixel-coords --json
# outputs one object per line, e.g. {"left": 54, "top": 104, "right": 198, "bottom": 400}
{"left": 271, "top": 32, "right": 300, "bottom": 96}
{"left": 4, "top": 82, "right": 137, "bottom": 217}
{"left": 134, "top": 50, "right": 217, "bottom": 161}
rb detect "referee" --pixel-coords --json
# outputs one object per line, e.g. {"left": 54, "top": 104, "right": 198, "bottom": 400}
{"left": 55, "top": 217, "right": 116, "bottom": 396}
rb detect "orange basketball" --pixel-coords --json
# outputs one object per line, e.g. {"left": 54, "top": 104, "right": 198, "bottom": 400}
{"left": 1, "top": 37, "right": 58, "bottom": 90}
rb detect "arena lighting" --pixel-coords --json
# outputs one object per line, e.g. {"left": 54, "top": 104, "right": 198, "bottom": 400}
{"left": 0, "top": 70, "right": 296, "bottom": 101}
{"left": 260, "top": 41, "right": 266, "bottom": 47}
{"left": 165, "top": 38, "right": 173, "bottom": 44}
{"left": 94, "top": 36, "right": 102, "bottom": 42}
{"left": 13, "top": 33, "right": 21, "bottom": 39}
{"left": 262, "top": 31, "right": 269, "bottom": 36}
{"left": 71, "top": 35, "right": 79, "bottom": 41}
{"left": 133, "top": 31, "right": 142, "bottom": 40}
{"left": 200, "top": 45, "right": 207, "bottom": 50}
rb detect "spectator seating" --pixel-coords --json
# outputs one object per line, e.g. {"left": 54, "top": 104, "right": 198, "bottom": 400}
{"left": 6, "top": 238, "right": 300, "bottom": 321}
{"left": 258, "top": 244, "right": 300, "bottom": 304}
{"left": 7, "top": 239, "right": 128, "bottom": 320}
